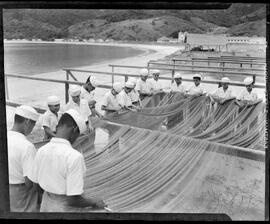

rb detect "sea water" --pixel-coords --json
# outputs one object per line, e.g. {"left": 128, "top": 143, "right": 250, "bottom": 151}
{"left": 4, "top": 42, "right": 145, "bottom": 76}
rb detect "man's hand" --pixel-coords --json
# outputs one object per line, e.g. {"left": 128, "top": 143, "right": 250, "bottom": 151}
{"left": 90, "top": 198, "right": 107, "bottom": 209}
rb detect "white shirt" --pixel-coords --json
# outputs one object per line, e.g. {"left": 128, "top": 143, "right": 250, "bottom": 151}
{"left": 135, "top": 79, "right": 152, "bottom": 94}
{"left": 80, "top": 86, "right": 95, "bottom": 103}
{"left": 29, "top": 138, "right": 86, "bottom": 196}
{"left": 65, "top": 98, "right": 91, "bottom": 123}
{"left": 7, "top": 131, "right": 37, "bottom": 184}
{"left": 170, "top": 83, "right": 187, "bottom": 93}
{"left": 102, "top": 91, "right": 122, "bottom": 111}
{"left": 149, "top": 79, "right": 163, "bottom": 92}
{"left": 42, "top": 110, "right": 61, "bottom": 132}
{"left": 238, "top": 89, "right": 258, "bottom": 101}
{"left": 211, "top": 87, "right": 233, "bottom": 99}
{"left": 118, "top": 89, "right": 133, "bottom": 107}
{"left": 188, "top": 84, "right": 205, "bottom": 95}
{"left": 128, "top": 89, "right": 140, "bottom": 103}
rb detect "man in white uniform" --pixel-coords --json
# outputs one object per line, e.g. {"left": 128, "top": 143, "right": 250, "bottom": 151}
{"left": 149, "top": 69, "right": 163, "bottom": 94}
{"left": 235, "top": 77, "right": 262, "bottom": 107}
{"left": 135, "top": 68, "right": 152, "bottom": 100}
{"left": 42, "top": 96, "right": 62, "bottom": 140}
{"left": 209, "top": 77, "right": 235, "bottom": 105}
{"left": 187, "top": 74, "right": 206, "bottom": 96}
{"left": 80, "top": 76, "right": 101, "bottom": 117}
{"left": 7, "top": 105, "right": 40, "bottom": 212}
{"left": 101, "top": 82, "right": 123, "bottom": 116}
{"left": 119, "top": 81, "right": 139, "bottom": 111}
{"left": 170, "top": 73, "right": 187, "bottom": 94}
{"left": 29, "top": 109, "right": 106, "bottom": 212}
{"left": 65, "top": 85, "right": 93, "bottom": 132}
{"left": 128, "top": 77, "right": 142, "bottom": 107}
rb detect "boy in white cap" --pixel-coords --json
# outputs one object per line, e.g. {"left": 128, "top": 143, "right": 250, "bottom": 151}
{"left": 128, "top": 77, "right": 142, "bottom": 107}
{"left": 135, "top": 68, "right": 153, "bottom": 100}
{"left": 65, "top": 85, "right": 93, "bottom": 132}
{"left": 235, "top": 77, "right": 262, "bottom": 107}
{"left": 119, "top": 81, "right": 139, "bottom": 111}
{"left": 80, "top": 75, "right": 101, "bottom": 117}
{"left": 29, "top": 109, "right": 106, "bottom": 212}
{"left": 170, "top": 73, "right": 187, "bottom": 94}
{"left": 7, "top": 105, "right": 40, "bottom": 212}
{"left": 42, "top": 96, "right": 62, "bottom": 140}
{"left": 101, "top": 82, "right": 123, "bottom": 116}
{"left": 209, "top": 77, "right": 235, "bottom": 104}
{"left": 149, "top": 69, "right": 163, "bottom": 94}
{"left": 187, "top": 74, "right": 206, "bottom": 96}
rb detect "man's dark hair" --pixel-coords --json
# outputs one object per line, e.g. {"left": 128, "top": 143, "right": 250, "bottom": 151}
{"left": 14, "top": 114, "right": 26, "bottom": 124}
{"left": 57, "top": 113, "right": 78, "bottom": 131}
{"left": 193, "top": 77, "right": 201, "bottom": 81}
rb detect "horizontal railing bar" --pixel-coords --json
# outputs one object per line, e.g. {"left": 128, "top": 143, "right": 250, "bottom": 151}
{"left": 108, "top": 64, "right": 265, "bottom": 77}
{"left": 62, "top": 69, "right": 265, "bottom": 88}
{"left": 6, "top": 101, "right": 47, "bottom": 114}
{"left": 5, "top": 73, "right": 112, "bottom": 89}
{"left": 172, "top": 58, "right": 266, "bottom": 65}
{"left": 207, "top": 57, "right": 266, "bottom": 61}
{"left": 148, "top": 62, "right": 265, "bottom": 73}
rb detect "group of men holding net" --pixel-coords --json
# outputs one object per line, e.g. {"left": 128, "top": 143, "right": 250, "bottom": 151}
{"left": 7, "top": 67, "right": 262, "bottom": 212}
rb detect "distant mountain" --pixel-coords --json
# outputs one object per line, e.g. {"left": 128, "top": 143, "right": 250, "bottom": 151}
{"left": 3, "top": 4, "right": 266, "bottom": 41}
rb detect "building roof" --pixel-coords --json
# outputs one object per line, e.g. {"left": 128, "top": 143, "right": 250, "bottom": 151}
{"left": 186, "top": 33, "right": 227, "bottom": 45}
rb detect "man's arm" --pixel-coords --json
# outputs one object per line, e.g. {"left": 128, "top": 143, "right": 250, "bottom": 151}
{"left": 67, "top": 195, "right": 106, "bottom": 209}
{"left": 43, "top": 126, "right": 56, "bottom": 138}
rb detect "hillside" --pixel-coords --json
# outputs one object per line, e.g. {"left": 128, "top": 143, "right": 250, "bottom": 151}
{"left": 3, "top": 4, "right": 266, "bottom": 41}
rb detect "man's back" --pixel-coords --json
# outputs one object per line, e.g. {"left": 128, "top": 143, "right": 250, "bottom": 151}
{"left": 30, "top": 137, "right": 86, "bottom": 196}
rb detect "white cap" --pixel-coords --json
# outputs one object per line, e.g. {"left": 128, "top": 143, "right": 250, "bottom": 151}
{"left": 69, "top": 85, "right": 81, "bottom": 97}
{"left": 65, "top": 109, "right": 87, "bottom": 134}
{"left": 112, "top": 82, "right": 123, "bottom": 93}
{"left": 125, "top": 81, "right": 134, "bottom": 88}
{"left": 193, "top": 74, "right": 202, "bottom": 79}
{"left": 47, "top": 96, "right": 60, "bottom": 106}
{"left": 15, "top": 105, "right": 40, "bottom": 122}
{"left": 89, "top": 76, "right": 100, "bottom": 88}
{"left": 174, "top": 73, "right": 182, "bottom": 79}
{"left": 244, "top": 77, "right": 253, "bottom": 85}
{"left": 140, "top": 68, "right": 149, "bottom": 76}
{"left": 221, "top": 77, "right": 230, "bottom": 83}
{"left": 128, "top": 77, "right": 137, "bottom": 85}
{"left": 152, "top": 69, "right": 160, "bottom": 75}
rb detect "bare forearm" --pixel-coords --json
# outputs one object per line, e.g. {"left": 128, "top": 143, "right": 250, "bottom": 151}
{"left": 67, "top": 195, "right": 106, "bottom": 208}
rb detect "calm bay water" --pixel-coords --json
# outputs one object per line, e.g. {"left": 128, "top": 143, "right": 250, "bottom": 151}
{"left": 4, "top": 43, "right": 145, "bottom": 76}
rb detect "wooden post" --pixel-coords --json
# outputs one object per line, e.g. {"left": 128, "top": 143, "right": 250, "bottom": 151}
{"left": 4, "top": 75, "right": 9, "bottom": 100}
{"left": 65, "top": 70, "right": 69, "bottom": 103}
{"left": 111, "top": 65, "right": 114, "bottom": 86}
{"left": 125, "top": 75, "right": 128, "bottom": 82}
{"left": 172, "top": 59, "right": 175, "bottom": 83}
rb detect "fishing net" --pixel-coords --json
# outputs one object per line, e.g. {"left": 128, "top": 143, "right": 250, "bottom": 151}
{"left": 32, "top": 92, "right": 265, "bottom": 219}
{"left": 101, "top": 93, "right": 265, "bottom": 150}
{"left": 77, "top": 124, "right": 265, "bottom": 220}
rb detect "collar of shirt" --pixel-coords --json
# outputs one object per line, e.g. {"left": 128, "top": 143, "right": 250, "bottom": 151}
{"left": 8, "top": 130, "right": 27, "bottom": 140}
{"left": 47, "top": 109, "right": 59, "bottom": 118}
{"left": 50, "top": 137, "right": 72, "bottom": 147}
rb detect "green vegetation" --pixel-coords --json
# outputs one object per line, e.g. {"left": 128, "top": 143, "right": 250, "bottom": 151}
{"left": 3, "top": 4, "right": 266, "bottom": 41}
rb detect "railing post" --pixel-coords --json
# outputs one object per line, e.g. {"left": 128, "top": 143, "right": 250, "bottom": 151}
{"left": 65, "top": 70, "right": 69, "bottom": 103}
{"left": 111, "top": 65, "right": 114, "bottom": 86}
{"left": 172, "top": 59, "right": 175, "bottom": 83}
{"left": 4, "top": 75, "right": 9, "bottom": 100}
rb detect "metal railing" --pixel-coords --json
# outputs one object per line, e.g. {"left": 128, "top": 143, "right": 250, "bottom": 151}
{"left": 5, "top": 66, "right": 266, "bottom": 105}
